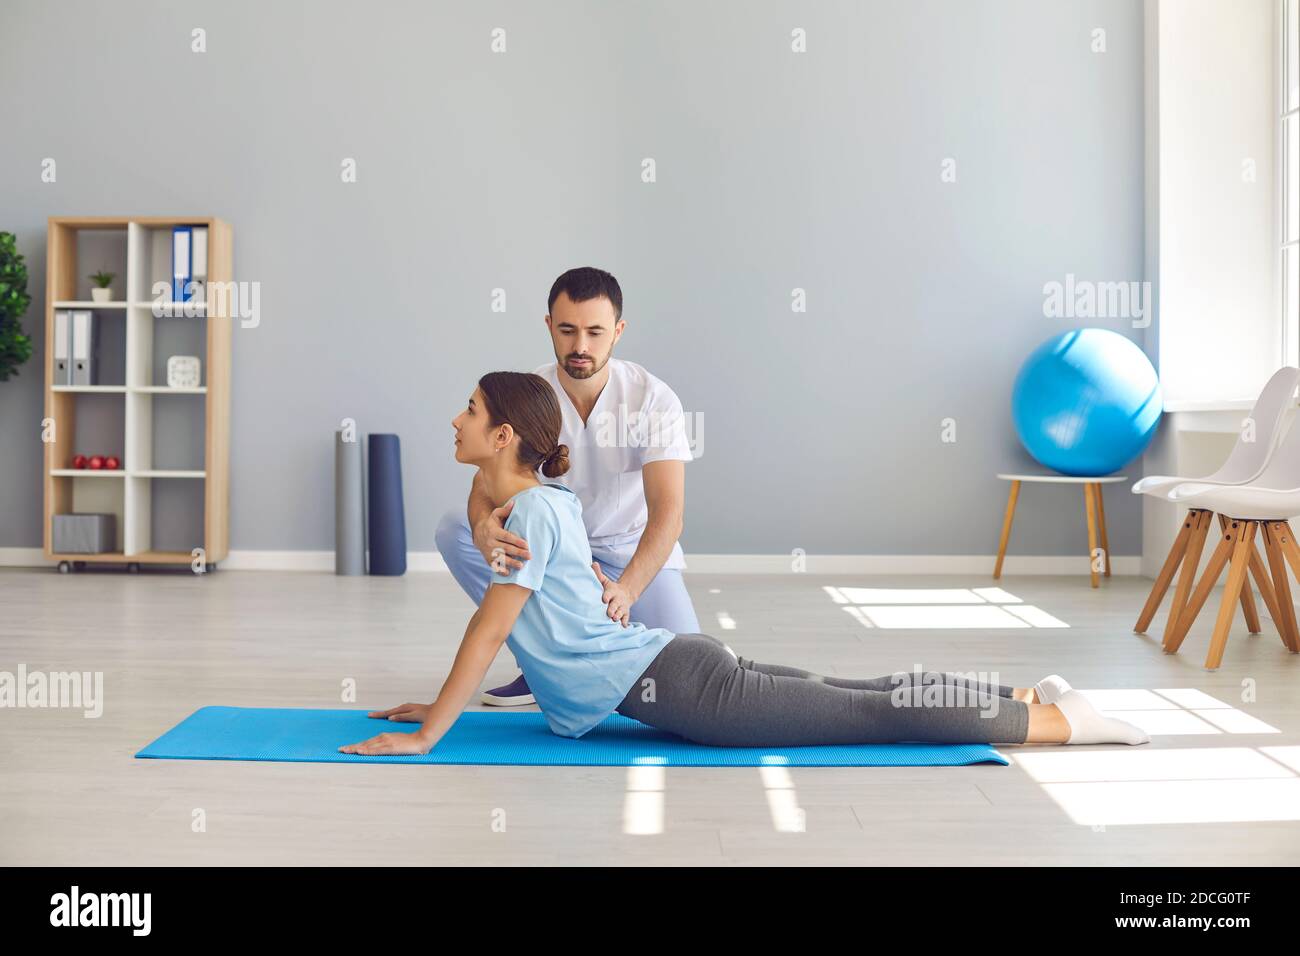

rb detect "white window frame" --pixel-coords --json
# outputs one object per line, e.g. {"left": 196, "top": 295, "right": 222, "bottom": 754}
{"left": 1282, "top": 0, "right": 1299, "bottom": 366}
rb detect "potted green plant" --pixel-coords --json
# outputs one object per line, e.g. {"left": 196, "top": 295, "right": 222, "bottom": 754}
{"left": 90, "top": 270, "right": 116, "bottom": 304}
{"left": 0, "top": 231, "right": 33, "bottom": 382}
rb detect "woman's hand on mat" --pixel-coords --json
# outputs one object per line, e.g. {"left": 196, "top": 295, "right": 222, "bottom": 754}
{"left": 474, "top": 500, "right": 530, "bottom": 575}
{"left": 592, "top": 563, "right": 633, "bottom": 627}
{"left": 368, "top": 702, "right": 430, "bottom": 723}
{"left": 338, "top": 730, "right": 435, "bottom": 756}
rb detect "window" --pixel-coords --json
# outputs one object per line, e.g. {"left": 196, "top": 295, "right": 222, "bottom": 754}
{"left": 1284, "top": 0, "right": 1299, "bottom": 364}
{"left": 1155, "top": 2, "right": 1279, "bottom": 404}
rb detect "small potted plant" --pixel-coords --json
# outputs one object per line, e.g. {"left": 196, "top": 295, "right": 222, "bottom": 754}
{"left": 89, "top": 271, "right": 116, "bottom": 303}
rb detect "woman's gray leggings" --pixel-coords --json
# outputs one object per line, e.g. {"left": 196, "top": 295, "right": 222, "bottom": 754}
{"left": 615, "top": 633, "right": 1030, "bottom": 746}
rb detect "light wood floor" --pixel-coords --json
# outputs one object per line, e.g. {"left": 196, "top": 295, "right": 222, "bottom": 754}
{"left": 2, "top": 567, "right": 1298, "bottom": 866}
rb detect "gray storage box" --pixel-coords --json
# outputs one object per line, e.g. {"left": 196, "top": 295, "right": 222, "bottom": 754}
{"left": 52, "top": 513, "right": 116, "bottom": 553}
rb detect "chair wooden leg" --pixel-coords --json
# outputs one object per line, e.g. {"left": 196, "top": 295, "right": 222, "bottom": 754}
{"left": 1247, "top": 544, "right": 1285, "bottom": 635}
{"left": 1165, "top": 518, "right": 1234, "bottom": 654}
{"left": 1276, "top": 520, "right": 1300, "bottom": 588}
{"left": 1084, "top": 483, "right": 1100, "bottom": 589}
{"left": 1239, "top": 577, "right": 1262, "bottom": 633}
{"left": 1162, "top": 509, "right": 1214, "bottom": 649}
{"left": 993, "top": 480, "right": 1020, "bottom": 580}
{"left": 1205, "top": 522, "right": 1257, "bottom": 670}
{"left": 1263, "top": 522, "right": 1300, "bottom": 653}
{"left": 1219, "top": 515, "right": 1261, "bottom": 633}
{"left": 1095, "top": 483, "right": 1111, "bottom": 576}
{"left": 1135, "top": 514, "right": 1194, "bottom": 634}
{"left": 1272, "top": 520, "right": 1300, "bottom": 652}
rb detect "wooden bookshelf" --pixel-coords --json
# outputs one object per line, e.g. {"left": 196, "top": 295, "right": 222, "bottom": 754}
{"left": 42, "top": 216, "right": 232, "bottom": 572}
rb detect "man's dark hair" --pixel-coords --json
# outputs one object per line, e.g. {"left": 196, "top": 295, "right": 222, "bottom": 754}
{"left": 547, "top": 267, "right": 623, "bottom": 321}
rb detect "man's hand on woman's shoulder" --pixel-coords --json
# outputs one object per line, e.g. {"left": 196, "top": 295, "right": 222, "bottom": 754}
{"left": 473, "top": 499, "right": 532, "bottom": 575}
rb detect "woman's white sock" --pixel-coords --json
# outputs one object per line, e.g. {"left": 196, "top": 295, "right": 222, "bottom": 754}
{"left": 1033, "top": 674, "right": 1072, "bottom": 704}
{"left": 1054, "top": 689, "right": 1150, "bottom": 745}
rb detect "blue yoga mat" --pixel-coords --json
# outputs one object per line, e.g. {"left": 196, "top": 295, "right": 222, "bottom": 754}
{"left": 367, "top": 433, "right": 406, "bottom": 575}
{"left": 135, "top": 707, "right": 1009, "bottom": 767}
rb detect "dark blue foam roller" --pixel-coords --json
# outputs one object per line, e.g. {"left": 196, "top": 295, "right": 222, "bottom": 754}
{"left": 367, "top": 433, "right": 407, "bottom": 576}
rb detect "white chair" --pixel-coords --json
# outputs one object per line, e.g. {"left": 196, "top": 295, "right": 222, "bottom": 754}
{"left": 1132, "top": 366, "right": 1300, "bottom": 648}
{"left": 1159, "top": 398, "right": 1300, "bottom": 668}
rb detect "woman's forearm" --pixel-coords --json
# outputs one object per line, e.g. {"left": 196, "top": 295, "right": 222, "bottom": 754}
{"left": 416, "top": 614, "right": 504, "bottom": 746}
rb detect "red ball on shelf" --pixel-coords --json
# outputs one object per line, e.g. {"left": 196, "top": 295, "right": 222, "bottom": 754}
{"left": 105, "top": 455, "right": 120, "bottom": 471}
{"left": 72, "top": 454, "right": 87, "bottom": 469}
{"left": 88, "top": 455, "right": 105, "bottom": 470}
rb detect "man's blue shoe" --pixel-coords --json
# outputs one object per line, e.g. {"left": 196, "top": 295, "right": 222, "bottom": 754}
{"left": 480, "top": 672, "right": 536, "bottom": 706}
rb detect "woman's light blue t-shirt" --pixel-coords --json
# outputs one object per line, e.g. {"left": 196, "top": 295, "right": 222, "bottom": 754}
{"left": 492, "top": 482, "right": 676, "bottom": 738}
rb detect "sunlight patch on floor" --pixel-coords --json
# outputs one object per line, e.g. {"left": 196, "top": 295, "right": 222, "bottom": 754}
{"left": 1012, "top": 690, "right": 1286, "bottom": 826}
{"left": 623, "top": 759, "right": 665, "bottom": 835}
{"left": 1075, "top": 689, "right": 1280, "bottom": 736}
{"left": 846, "top": 605, "right": 1032, "bottom": 629}
{"left": 760, "top": 757, "right": 805, "bottom": 833}
{"left": 825, "top": 586, "right": 1068, "bottom": 629}
{"left": 1039, "top": 778, "right": 1300, "bottom": 826}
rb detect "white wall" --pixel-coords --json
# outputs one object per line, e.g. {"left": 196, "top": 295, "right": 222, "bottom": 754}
{"left": 0, "top": 0, "right": 1148, "bottom": 557}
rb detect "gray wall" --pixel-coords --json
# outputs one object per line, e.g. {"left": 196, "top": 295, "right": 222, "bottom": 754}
{"left": 0, "top": 0, "right": 1146, "bottom": 557}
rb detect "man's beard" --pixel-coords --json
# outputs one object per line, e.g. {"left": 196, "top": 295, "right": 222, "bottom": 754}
{"left": 563, "top": 352, "right": 608, "bottom": 380}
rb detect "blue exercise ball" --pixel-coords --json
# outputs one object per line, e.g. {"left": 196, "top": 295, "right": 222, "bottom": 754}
{"left": 1011, "top": 328, "right": 1162, "bottom": 477}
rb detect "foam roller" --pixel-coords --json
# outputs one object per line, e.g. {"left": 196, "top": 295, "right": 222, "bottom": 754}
{"left": 334, "top": 431, "right": 365, "bottom": 575}
{"left": 367, "top": 433, "right": 407, "bottom": 575}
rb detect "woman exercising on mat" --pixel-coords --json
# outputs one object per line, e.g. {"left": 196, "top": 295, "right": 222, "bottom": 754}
{"left": 341, "top": 372, "right": 1148, "bottom": 756}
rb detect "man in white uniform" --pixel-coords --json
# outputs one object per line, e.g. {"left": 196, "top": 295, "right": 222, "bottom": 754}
{"left": 435, "top": 267, "right": 701, "bottom": 705}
